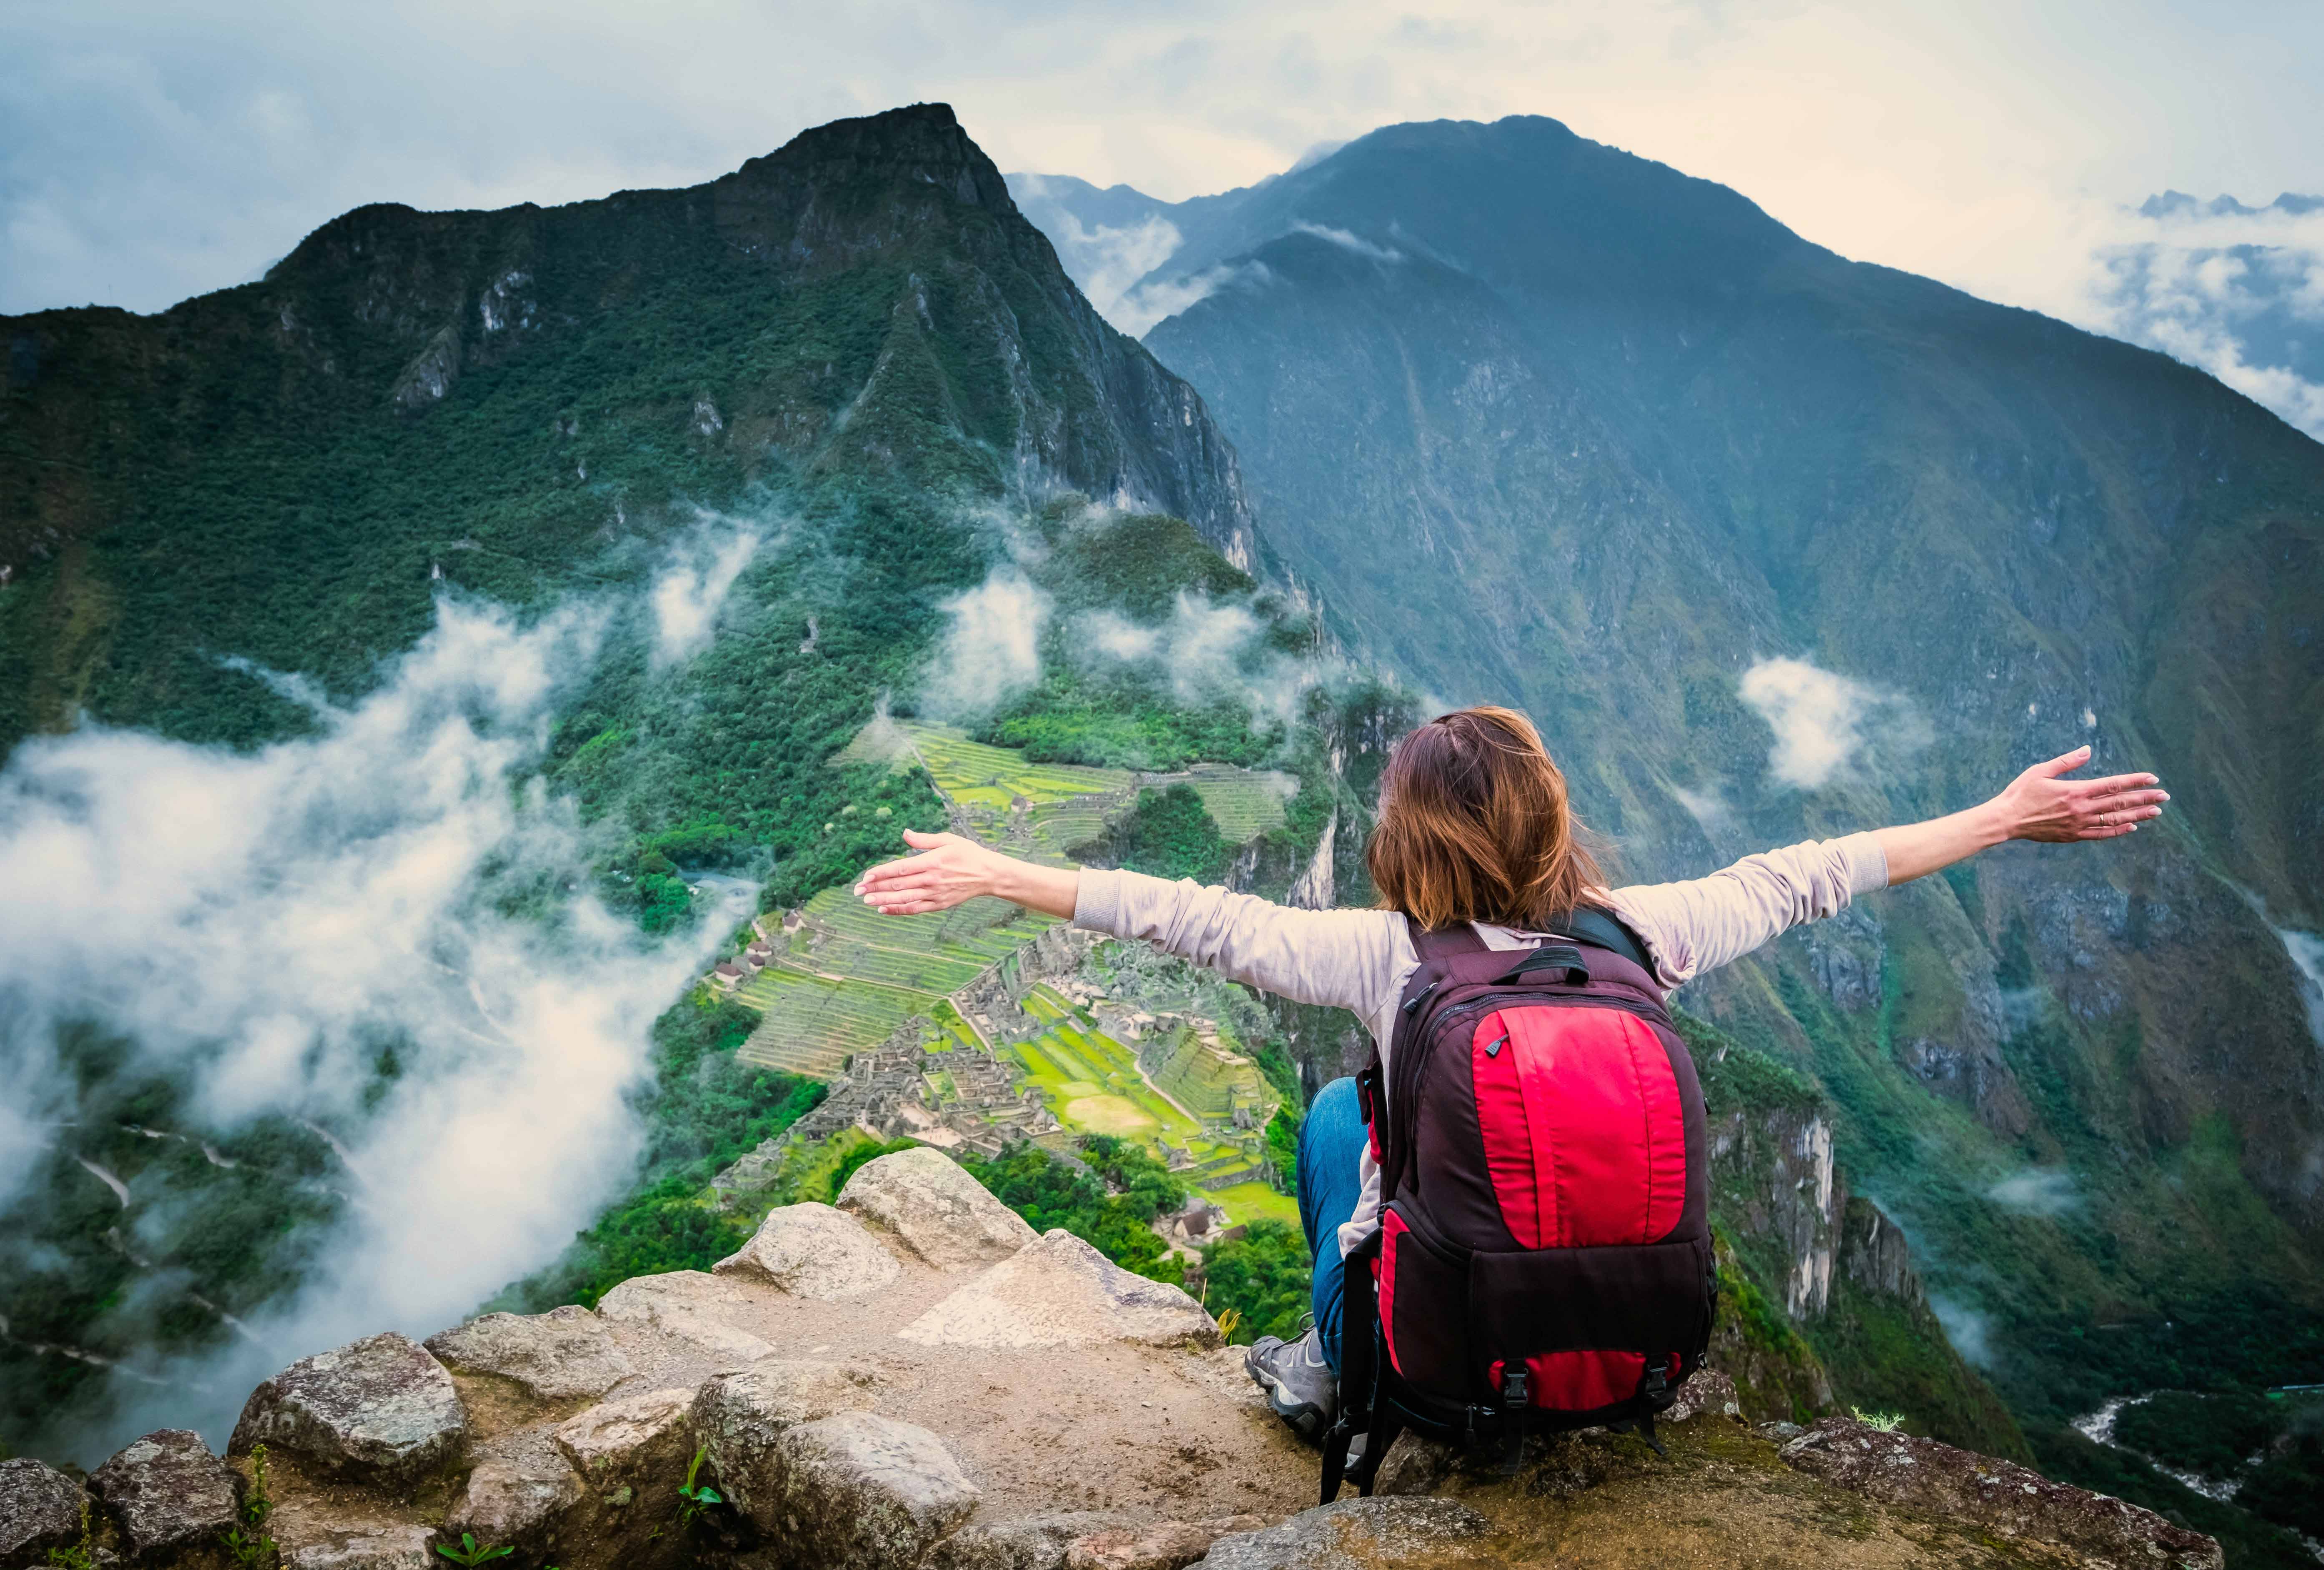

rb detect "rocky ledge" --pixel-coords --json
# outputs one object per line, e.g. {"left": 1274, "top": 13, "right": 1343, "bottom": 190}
{"left": 3, "top": 1150, "right": 2222, "bottom": 1570}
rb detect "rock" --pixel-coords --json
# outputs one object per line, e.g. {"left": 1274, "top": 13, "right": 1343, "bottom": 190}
{"left": 1368, "top": 1433, "right": 1456, "bottom": 1498}
{"left": 837, "top": 1147, "right": 1035, "bottom": 1269}
{"left": 692, "top": 1361, "right": 882, "bottom": 1522}
{"left": 735, "top": 1411, "right": 979, "bottom": 1570}
{"left": 1065, "top": 1516, "right": 1267, "bottom": 1570}
{"left": 1781, "top": 1416, "right": 2224, "bottom": 1569}
{"left": 445, "top": 1450, "right": 582, "bottom": 1556}
{"left": 716, "top": 1202, "right": 903, "bottom": 1299}
{"left": 1190, "top": 1498, "right": 1496, "bottom": 1570}
{"left": 0, "top": 1458, "right": 86, "bottom": 1565}
{"left": 1664, "top": 1368, "right": 1741, "bottom": 1424}
{"left": 281, "top": 1524, "right": 438, "bottom": 1569}
{"left": 230, "top": 1332, "right": 469, "bottom": 1492}
{"left": 556, "top": 1387, "right": 700, "bottom": 1484}
{"left": 88, "top": 1428, "right": 240, "bottom": 1557}
{"left": 899, "top": 1231, "right": 1219, "bottom": 1350}
{"left": 595, "top": 1271, "right": 777, "bottom": 1364}
{"left": 424, "top": 1304, "right": 633, "bottom": 1401}
{"left": 930, "top": 1512, "right": 1132, "bottom": 1570}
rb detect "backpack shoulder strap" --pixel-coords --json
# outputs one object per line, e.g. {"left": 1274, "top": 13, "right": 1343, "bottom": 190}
{"left": 1554, "top": 904, "right": 1655, "bottom": 976}
{"left": 1410, "top": 920, "right": 1489, "bottom": 962}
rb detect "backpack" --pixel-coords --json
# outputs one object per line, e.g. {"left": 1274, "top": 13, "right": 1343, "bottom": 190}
{"left": 1320, "top": 910, "right": 1717, "bottom": 1502}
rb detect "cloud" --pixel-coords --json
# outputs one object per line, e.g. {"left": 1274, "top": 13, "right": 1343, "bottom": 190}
{"left": 1072, "top": 590, "right": 1314, "bottom": 725}
{"left": 1288, "top": 220, "right": 1403, "bottom": 262}
{"left": 650, "top": 519, "right": 763, "bottom": 670}
{"left": 920, "top": 568, "right": 1049, "bottom": 719}
{"left": 1006, "top": 173, "right": 1185, "bottom": 331}
{"left": 1738, "top": 656, "right": 1927, "bottom": 790}
{"left": 1111, "top": 261, "right": 1273, "bottom": 338}
{"left": 1986, "top": 1168, "right": 2080, "bottom": 1218}
{"left": 1669, "top": 781, "right": 1737, "bottom": 838}
{"left": 1928, "top": 1294, "right": 1996, "bottom": 1369}
{"left": 2279, "top": 927, "right": 2324, "bottom": 1049}
{"left": 0, "top": 587, "right": 748, "bottom": 1462}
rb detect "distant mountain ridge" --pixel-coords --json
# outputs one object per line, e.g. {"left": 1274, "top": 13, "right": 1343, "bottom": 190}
{"left": 1017, "top": 113, "right": 2324, "bottom": 1557}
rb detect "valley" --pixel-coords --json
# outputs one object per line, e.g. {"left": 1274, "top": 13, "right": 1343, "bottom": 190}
{"left": 719, "top": 713, "right": 1297, "bottom": 1227}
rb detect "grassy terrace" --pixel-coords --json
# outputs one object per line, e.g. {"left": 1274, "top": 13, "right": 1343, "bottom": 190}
{"left": 736, "top": 887, "right": 1057, "bottom": 1074}
{"left": 1010, "top": 987, "right": 1296, "bottom": 1225}
{"left": 1173, "top": 763, "right": 1296, "bottom": 843}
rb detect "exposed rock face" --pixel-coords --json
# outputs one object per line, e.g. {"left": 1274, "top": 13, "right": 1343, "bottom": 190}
{"left": 0, "top": 1458, "right": 85, "bottom": 1565}
{"left": 595, "top": 1270, "right": 776, "bottom": 1362}
{"left": 88, "top": 1428, "right": 240, "bottom": 1556}
{"left": 931, "top": 1512, "right": 1133, "bottom": 1570}
{"left": 229, "top": 1332, "right": 469, "bottom": 1491}
{"left": 280, "top": 1524, "right": 437, "bottom": 1569}
{"left": 1662, "top": 1368, "right": 1742, "bottom": 1425}
{"left": 838, "top": 1148, "right": 1037, "bottom": 1269}
{"left": 1189, "top": 1497, "right": 1496, "bottom": 1569}
{"left": 692, "top": 1360, "right": 883, "bottom": 1522}
{"left": 715, "top": 1201, "right": 903, "bottom": 1299}
{"left": 1781, "top": 1416, "right": 2224, "bottom": 1569}
{"left": 1065, "top": 1515, "right": 1268, "bottom": 1570}
{"left": 555, "top": 1387, "right": 699, "bottom": 1484}
{"left": 899, "top": 1229, "right": 1220, "bottom": 1350}
{"left": 424, "top": 1304, "right": 634, "bottom": 1401}
{"left": 445, "top": 1449, "right": 582, "bottom": 1556}
{"left": 742, "top": 1411, "right": 981, "bottom": 1570}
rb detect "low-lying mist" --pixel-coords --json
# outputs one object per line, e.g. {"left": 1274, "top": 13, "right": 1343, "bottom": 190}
{"left": 0, "top": 550, "right": 755, "bottom": 1464}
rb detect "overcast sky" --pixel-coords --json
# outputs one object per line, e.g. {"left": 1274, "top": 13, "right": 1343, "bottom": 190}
{"left": 5, "top": 0, "right": 2320, "bottom": 431}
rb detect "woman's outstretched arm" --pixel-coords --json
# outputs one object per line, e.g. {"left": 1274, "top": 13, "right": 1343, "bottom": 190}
{"left": 855, "top": 830, "right": 1080, "bottom": 917}
{"left": 1872, "top": 744, "right": 2166, "bottom": 884}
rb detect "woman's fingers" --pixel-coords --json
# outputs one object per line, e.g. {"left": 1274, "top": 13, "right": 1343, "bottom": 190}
{"left": 2031, "top": 745, "right": 2095, "bottom": 779}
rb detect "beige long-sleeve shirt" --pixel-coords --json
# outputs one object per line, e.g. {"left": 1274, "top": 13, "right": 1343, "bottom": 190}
{"left": 1071, "top": 833, "right": 1890, "bottom": 1257}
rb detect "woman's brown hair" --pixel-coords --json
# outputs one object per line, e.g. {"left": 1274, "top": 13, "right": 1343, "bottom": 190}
{"left": 1365, "top": 705, "right": 1606, "bottom": 931}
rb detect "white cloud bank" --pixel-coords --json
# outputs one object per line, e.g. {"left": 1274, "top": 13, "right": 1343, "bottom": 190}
{"left": 920, "top": 568, "right": 1049, "bottom": 719}
{"left": 1738, "top": 656, "right": 1927, "bottom": 790}
{"left": 0, "top": 574, "right": 748, "bottom": 1461}
{"left": 650, "top": 520, "right": 763, "bottom": 669}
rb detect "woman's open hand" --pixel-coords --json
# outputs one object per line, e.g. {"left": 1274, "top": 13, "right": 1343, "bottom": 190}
{"left": 1991, "top": 746, "right": 2167, "bottom": 843}
{"left": 854, "top": 830, "right": 1002, "bottom": 915}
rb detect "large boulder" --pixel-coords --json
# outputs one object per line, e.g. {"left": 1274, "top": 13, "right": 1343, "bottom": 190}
{"left": 1780, "top": 1417, "right": 2224, "bottom": 1569}
{"left": 930, "top": 1512, "right": 1132, "bottom": 1570}
{"left": 280, "top": 1524, "right": 438, "bottom": 1569}
{"left": 0, "top": 1458, "right": 85, "bottom": 1566}
{"left": 555, "top": 1386, "right": 700, "bottom": 1486}
{"left": 424, "top": 1304, "right": 633, "bottom": 1401}
{"left": 88, "top": 1428, "right": 240, "bottom": 1557}
{"left": 716, "top": 1202, "right": 903, "bottom": 1299}
{"left": 595, "top": 1271, "right": 776, "bottom": 1364}
{"left": 740, "top": 1411, "right": 979, "bottom": 1570}
{"left": 444, "top": 1448, "right": 582, "bottom": 1558}
{"left": 899, "top": 1230, "right": 1219, "bottom": 1350}
{"left": 837, "top": 1148, "right": 1035, "bottom": 1269}
{"left": 692, "top": 1360, "right": 882, "bottom": 1522}
{"left": 1189, "top": 1498, "right": 1496, "bottom": 1570}
{"left": 230, "top": 1332, "right": 469, "bottom": 1492}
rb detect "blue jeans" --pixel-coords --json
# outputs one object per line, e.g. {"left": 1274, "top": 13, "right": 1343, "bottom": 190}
{"left": 1296, "top": 1076, "right": 1368, "bottom": 1374}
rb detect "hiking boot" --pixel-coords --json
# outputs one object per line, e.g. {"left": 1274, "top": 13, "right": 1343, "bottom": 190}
{"left": 1244, "top": 1327, "right": 1338, "bottom": 1440}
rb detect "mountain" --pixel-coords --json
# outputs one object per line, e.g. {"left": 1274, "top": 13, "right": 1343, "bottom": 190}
{"left": 0, "top": 103, "right": 1253, "bottom": 757}
{"left": 1018, "top": 114, "right": 2324, "bottom": 1542}
{"left": 0, "top": 105, "right": 1291, "bottom": 1462}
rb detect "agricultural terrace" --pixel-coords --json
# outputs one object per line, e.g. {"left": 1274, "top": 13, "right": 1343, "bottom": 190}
{"left": 736, "top": 888, "right": 1053, "bottom": 1075}
{"left": 738, "top": 715, "right": 1305, "bottom": 1222}
{"left": 1011, "top": 987, "right": 1296, "bottom": 1226}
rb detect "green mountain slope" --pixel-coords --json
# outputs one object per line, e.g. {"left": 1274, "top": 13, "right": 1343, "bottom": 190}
{"left": 1028, "top": 113, "right": 2324, "bottom": 1545}
{"left": 0, "top": 105, "right": 1287, "bottom": 1462}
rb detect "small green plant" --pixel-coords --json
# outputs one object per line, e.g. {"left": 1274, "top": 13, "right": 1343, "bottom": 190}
{"left": 43, "top": 1501, "right": 95, "bottom": 1570}
{"left": 675, "top": 1445, "right": 725, "bottom": 1531}
{"left": 1215, "top": 1306, "right": 1243, "bottom": 1340}
{"left": 1851, "top": 1407, "right": 1907, "bottom": 1432}
{"left": 218, "top": 1443, "right": 277, "bottom": 1567}
{"left": 434, "top": 1533, "right": 514, "bottom": 1566}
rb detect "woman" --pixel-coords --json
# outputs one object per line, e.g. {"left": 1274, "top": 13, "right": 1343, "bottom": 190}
{"left": 854, "top": 707, "right": 2164, "bottom": 1438}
